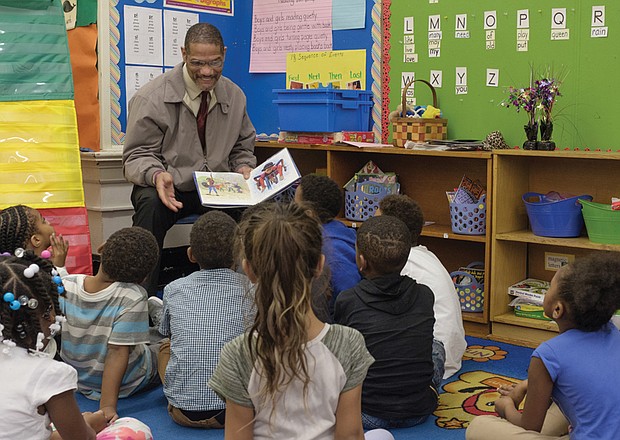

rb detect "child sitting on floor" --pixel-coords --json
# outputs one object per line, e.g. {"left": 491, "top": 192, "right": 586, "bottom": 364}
{"left": 377, "top": 194, "right": 466, "bottom": 378}
{"left": 155, "top": 211, "right": 252, "bottom": 428}
{"left": 209, "top": 202, "right": 394, "bottom": 440}
{"left": 0, "top": 205, "right": 69, "bottom": 272}
{"left": 467, "top": 251, "right": 620, "bottom": 440}
{"left": 295, "top": 174, "right": 361, "bottom": 317}
{"left": 334, "top": 215, "right": 441, "bottom": 430}
{"left": 0, "top": 251, "right": 152, "bottom": 440}
{"left": 60, "top": 227, "right": 161, "bottom": 423}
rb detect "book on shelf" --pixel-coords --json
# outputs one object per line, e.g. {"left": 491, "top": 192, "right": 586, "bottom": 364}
{"left": 193, "top": 148, "right": 300, "bottom": 208}
{"left": 509, "top": 297, "right": 552, "bottom": 321}
{"left": 508, "top": 278, "right": 550, "bottom": 305}
{"left": 278, "top": 131, "right": 375, "bottom": 145}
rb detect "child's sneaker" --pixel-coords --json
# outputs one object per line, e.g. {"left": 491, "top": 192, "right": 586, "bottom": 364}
{"left": 148, "top": 296, "right": 163, "bottom": 328}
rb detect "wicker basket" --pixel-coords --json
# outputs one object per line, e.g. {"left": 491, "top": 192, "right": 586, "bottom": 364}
{"left": 392, "top": 79, "right": 448, "bottom": 147}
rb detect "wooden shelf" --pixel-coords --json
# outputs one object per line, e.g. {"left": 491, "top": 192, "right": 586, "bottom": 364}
{"left": 461, "top": 311, "right": 487, "bottom": 324}
{"left": 496, "top": 230, "right": 620, "bottom": 250}
{"left": 490, "top": 150, "right": 620, "bottom": 346}
{"left": 256, "top": 141, "right": 493, "bottom": 334}
{"left": 493, "top": 312, "right": 559, "bottom": 333}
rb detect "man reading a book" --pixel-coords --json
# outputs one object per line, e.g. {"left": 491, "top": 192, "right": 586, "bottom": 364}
{"left": 122, "top": 22, "right": 256, "bottom": 296}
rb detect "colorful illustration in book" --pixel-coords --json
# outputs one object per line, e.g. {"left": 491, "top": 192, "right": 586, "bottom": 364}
{"left": 254, "top": 159, "right": 287, "bottom": 192}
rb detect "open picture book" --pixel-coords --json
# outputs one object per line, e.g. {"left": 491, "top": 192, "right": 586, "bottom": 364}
{"left": 193, "top": 148, "right": 301, "bottom": 208}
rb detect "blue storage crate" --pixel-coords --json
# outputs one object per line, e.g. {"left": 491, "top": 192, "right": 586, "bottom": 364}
{"left": 273, "top": 88, "right": 373, "bottom": 102}
{"left": 272, "top": 89, "right": 373, "bottom": 132}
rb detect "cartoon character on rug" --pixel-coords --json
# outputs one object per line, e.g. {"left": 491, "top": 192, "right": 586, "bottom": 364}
{"left": 434, "top": 371, "right": 525, "bottom": 429}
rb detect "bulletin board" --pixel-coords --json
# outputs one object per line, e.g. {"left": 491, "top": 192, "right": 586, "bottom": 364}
{"left": 386, "top": 0, "right": 620, "bottom": 150}
{"left": 99, "top": 0, "right": 379, "bottom": 147}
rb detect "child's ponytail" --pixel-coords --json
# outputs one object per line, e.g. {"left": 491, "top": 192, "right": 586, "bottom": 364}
{"left": 241, "top": 203, "right": 323, "bottom": 402}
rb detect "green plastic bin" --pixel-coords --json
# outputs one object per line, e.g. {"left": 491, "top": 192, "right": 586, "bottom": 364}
{"left": 579, "top": 200, "right": 620, "bottom": 244}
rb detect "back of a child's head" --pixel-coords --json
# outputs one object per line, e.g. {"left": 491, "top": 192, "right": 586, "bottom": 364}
{"left": 557, "top": 251, "right": 620, "bottom": 332}
{"left": 101, "top": 227, "right": 158, "bottom": 283}
{"left": 0, "top": 251, "right": 63, "bottom": 351}
{"left": 0, "top": 205, "right": 36, "bottom": 254}
{"left": 378, "top": 194, "right": 424, "bottom": 246}
{"left": 190, "top": 211, "right": 237, "bottom": 269}
{"left": 242, "top": 202, "right": 323, "bottom": 395}
{"left": 357, "top": 215, "right": 411, "bottom": 275}
{"left": 297, "top": 174, "right": 342, "bottom": 223}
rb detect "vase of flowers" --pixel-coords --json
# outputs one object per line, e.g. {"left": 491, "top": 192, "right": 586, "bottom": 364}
{"left": 502, "top": 86, "right": 539, "bottom": 150}
{"left": 535, "top": 77, "right": 562, "bottom": 151}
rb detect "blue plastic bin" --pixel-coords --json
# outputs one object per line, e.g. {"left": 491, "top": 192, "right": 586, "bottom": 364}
{"left": 273, "top": 88, "right": 372, "bottom": 102}
{"left": 273, "top": 89, "right": 373, "bottom": 132}
{"left": 344, "top": 182, "right": 390, "bottom": 221}
{"left": 449, "top": 195, "right": 487, "bottom": 235}
{"left": 522, "top": 192, "right": 592, "bottom": 237}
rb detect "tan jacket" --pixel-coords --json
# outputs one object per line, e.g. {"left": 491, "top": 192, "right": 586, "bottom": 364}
{"left": 122, "top": 64, "right": 256, "bottom": 192}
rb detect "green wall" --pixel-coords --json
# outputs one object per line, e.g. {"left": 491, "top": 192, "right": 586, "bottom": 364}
{"left": 388, "top": 0, "right": 620, "bottom": 150}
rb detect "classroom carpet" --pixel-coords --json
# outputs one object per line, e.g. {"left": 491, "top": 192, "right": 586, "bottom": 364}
{"left": 76, "top": 336, "right": 533, "bottom": 439}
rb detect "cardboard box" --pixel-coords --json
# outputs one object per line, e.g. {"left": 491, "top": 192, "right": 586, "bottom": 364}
{"left": 508, "top": 278, "right": 550, "bottom": 305}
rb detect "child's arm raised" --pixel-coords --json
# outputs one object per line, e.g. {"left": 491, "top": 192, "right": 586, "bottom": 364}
{"left": 99, "top": 343, "right": 130, "bottom": 423}
{"left": 46, "top": 390, "right": 97, "bottom": 440}
{"left": 224, "top": 400, "right": 254, "bottom": 440}
{"left": 334, "top": 385, "right": 365, "bottom": 440}
{"left": 494, "top": 357, "right": 553, "bottom": 432}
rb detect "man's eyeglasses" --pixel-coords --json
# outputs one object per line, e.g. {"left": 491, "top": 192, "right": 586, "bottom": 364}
{"left": 188, "top": 59, "right": 224, "bottom": 69}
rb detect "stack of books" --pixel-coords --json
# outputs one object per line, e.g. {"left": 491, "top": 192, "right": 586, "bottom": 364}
{"left": 508, "top": 278, "right": 551, "bottom": 321}
{"left": 278, "top": 131, "right": 374, "bottom": 145}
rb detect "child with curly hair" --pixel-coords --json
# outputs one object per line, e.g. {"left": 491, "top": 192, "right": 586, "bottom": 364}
{"left": 334, "top": 215, "right": 440, "bottom": 430}
{"left": 209, "top": 203, "right": 394, "bottom": 440}
{"left": 156, "top": 211, "right": 252, "bottom": 428}
{"left": 377, "top": 194, "right": 466, "bottom": 379}
{"left": 0, "top": 205, "right": 69, "bottom": 272}
{"left": 467, "top": 251, "right": 620, "bottom": 440}
{"left": 0, "top": 251, "right": 152, "bottom": 440}
{"left": 295, "top": 174, "right": 361, "bottom": 317}
{"left": 60, "top": 227, "right": 161, "bottom": 423}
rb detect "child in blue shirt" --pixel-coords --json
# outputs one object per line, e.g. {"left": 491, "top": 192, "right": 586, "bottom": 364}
{"left": 295, "top": 174, "right": 361, "bottom": 318}
{"left": 467, "top": 251, "right": 620, "bottom": 440}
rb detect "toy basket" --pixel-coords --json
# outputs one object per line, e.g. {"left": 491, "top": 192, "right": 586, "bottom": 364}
{"left": 392, "top": 79, "right": 448, "bottom": 147}
{"left": 449, "top": 195, "right": 486, "bottom": 235}
{"left": 523, "top": 192, "right": 592, "bottom": 238}
{"left": 345, "top": 181, "right": 390, "bottom": 221}
{"left": 451, "top": 262, "right": 485, "bottom": 313}
{"left": 579, "top": 199, "right": 620, "bottom": 244}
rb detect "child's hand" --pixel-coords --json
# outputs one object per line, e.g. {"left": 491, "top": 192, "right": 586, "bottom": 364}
{"left": 497, "top": 380, "right": 528, "bottom": 407}
{"left": 83, "top": 410, "right": 108, "bottom": 433}
{"left": 494, "top": 395, "right": 515, "bottom": 419}
{"left": 50, "top": 233, "right": 69, "bottom": 268}
{"left": 100, "top": 405, "right": 119, "bottom": 424}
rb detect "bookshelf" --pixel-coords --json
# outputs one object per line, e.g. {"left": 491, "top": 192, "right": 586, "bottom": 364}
{"left": 256, "top": 142, "right": 493, "bottom": 337}
{"left": 490, "top": 149, "right": 620, "bottom": 347}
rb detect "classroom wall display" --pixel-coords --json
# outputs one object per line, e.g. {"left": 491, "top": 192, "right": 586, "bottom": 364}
{"left": 0, "top": 1, "right": 92, "bottom": 275}
{"left": 99, "top": 0, "right": 378, "bottom": 147}
{"left": 385, "top": 0, "right": 620, "bottom": 150}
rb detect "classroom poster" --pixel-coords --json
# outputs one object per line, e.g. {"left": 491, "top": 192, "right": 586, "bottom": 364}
{"left": 285, "top": 49, "right": 366, "bottom": 89}
{"left": 250, "top": 0, "right": 333, "bottom": 73}
{"left": 164, "top": 0, "right": 233, "bottom": 16}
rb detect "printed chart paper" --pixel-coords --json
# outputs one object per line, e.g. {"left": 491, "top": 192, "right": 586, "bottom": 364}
{"left": 250, "top": 0, "right": 333, "bottom": 73}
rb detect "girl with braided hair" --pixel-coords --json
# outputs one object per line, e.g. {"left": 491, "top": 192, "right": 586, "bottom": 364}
{"left": 209, "top": 203, "right": 394, "bottom": 440}
{"left": 0, "top": 205, "right": 69, "bottom": 271}
{"left": 0, "top": 251, "right": 153, "bottom": 440}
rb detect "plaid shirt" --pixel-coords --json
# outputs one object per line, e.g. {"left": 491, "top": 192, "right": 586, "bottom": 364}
{"left": 159, "top": 268, "right": 253, "bottom": 411}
